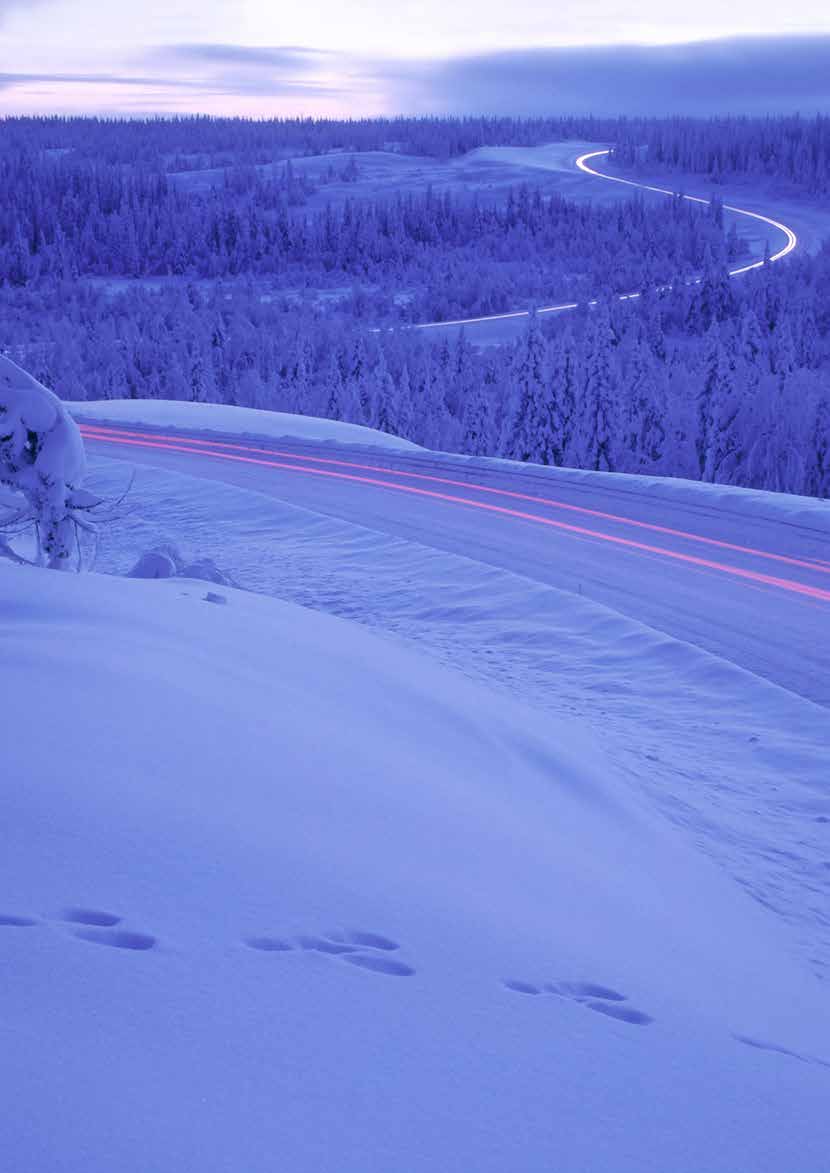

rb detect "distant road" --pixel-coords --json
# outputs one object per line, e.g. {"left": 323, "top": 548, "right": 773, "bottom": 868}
{"left": 575, "top": 150, "right": 798, "bottom": 277}
{"left": 413, "top": 147, "right": 799, "bottom": 343}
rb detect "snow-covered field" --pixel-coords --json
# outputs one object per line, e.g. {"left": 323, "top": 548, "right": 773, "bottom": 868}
{"left": 80, "top": 448, "right": 830, "bottom": 971}
{"left": 4, "top": 399, "right": 830, "bottom": 1171}
{"left": 3, "top": 560, "right": 830, "bottom": 1173}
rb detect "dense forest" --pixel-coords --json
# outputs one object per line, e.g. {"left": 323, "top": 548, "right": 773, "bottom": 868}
{"left": 0, "top": 146, "right": 739, "bottom": 320}
{"left": 3, "top": 113, "right": 827, "bottom": 186}
{"left": 1, "top": 114, "right": 828, "bottom": 498}
{"left": 5, "top": 241, "right": 827, "bottom": 496}
{"left": 613, "top": 115, "right": 830, "bottom": 193}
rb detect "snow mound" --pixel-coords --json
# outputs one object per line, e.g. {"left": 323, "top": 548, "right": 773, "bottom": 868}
{"left": 69, "top": 398, "right": 422, "bottom": 452}
{"left": 127, "top": 544, "right": 233, "bottom": 585}
{"left": 0, "top": 355, "right": 86, "bottom": 486}
{"left": 2, "top": 562, "right": 828, "bottom": 1173}
{"left": 128, "top": 548, "right": 177, "bottom": 579}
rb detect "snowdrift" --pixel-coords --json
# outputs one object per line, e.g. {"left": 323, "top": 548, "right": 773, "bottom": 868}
{"left": 71, "top": 396, "right": 829, "bottom": 533}
{"left": 2, "top": 562, "right": 828, "bottom": 1172}
{"left": 69, "top": 398, "right": 422, "bottom": 452}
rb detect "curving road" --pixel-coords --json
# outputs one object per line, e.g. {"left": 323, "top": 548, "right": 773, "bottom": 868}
{"left": 76, "top": 150, "right": 827, "bottom": 703}
{"left": 574, "top": 150, "right": 798, "bottom": 276}
{"left": 413, "top": 146, "right": 800, "bottom": 344}
{"left": 80, "top": 420, "right": 829, "bottom": 707}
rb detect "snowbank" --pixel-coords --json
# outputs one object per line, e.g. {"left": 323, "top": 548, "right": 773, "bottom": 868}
{"left": 73, "top": 397, "right": 828, "bottom": 532}
{"left": 2, "top": 561, "right": 829, "bottom": 1172}
{"left": 448, "top": 451, "right": 830, "bottom": 533}
{"left": 69, "top": 398, "right": 422, "bottom": 452}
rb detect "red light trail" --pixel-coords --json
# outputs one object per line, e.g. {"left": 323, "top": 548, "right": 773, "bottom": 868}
{"left": 80, "top": 424, "right": 830, "bottom": 605}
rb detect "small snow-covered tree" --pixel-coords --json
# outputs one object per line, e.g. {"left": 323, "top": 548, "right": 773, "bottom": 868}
{"left": 572, "top": 302, "right": 618, "bottom": 471}
{"left": 0, "top": 355, "right": 97, "bottom": 570}
{"left": 501, "top": 314, "right": 559, "bottom": 464}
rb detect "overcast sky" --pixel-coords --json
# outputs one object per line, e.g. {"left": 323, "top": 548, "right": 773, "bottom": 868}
{"left": 1, "top": 0, "right": 829, "bottom": 115}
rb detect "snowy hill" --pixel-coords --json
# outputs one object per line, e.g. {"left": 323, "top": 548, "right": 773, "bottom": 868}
{"left": 70, "top": 398, "right": 422, "bottom": 452}
{"left": 2, "top": 561, "right": 829, "bottom": 1172}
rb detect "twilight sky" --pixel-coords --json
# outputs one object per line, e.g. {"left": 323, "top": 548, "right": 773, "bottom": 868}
{"left": 1, "top": 0, "right": 829, "bottom": 115}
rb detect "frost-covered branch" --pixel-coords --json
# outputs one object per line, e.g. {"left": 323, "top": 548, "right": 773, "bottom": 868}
{"left": 0, "top": 355, "right": 100, "bottom": 570}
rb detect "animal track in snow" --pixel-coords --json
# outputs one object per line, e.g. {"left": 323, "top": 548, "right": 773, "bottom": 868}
{"left": 245, "top": 936, "right": 294, "bottom": 952}
{"left": 734, "top": 1034, "right": 830, "bottom": 1070}
{"left": 2, "top": 907, "right": 157, "bottom": 950}
{"left": 584, "top": 1001, "right": 653, "bottom": 1025}
{"left": 547, "top": 980, "right": 626, "bottom": 1001}
{"left": 61, "top": 907, "right": 122, "bottom": 927}
{"left": 504, "top": 975, "right": 652, "bottom": 1025}
{"left": 343, "top": 953, "right": 415, "bottom": 977}
{"left": 245, "top": 929, "right": 414, "bottom": 976}
{"left": 74, "top": 928, "right": 157, "bottom": 951}
{"left": 503, "top": 979, "right": 542, "bottom": 995}
{"left": 333, "top": 930, "right": 400, "bottom": 951}
{"left": 296, "top": 935, "right": 359, "bottom": 955}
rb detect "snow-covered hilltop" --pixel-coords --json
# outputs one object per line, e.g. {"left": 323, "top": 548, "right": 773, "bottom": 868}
{"left": 3, "top": 560, "right": 829, "bottom": 1173}
{"left": 3, "top": 106, "right": 830, "bottom": 1171}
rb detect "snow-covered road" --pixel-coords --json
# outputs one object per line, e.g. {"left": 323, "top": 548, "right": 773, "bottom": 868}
{"left": 79, "top": 420, "right": 829, "bottom": 706}
{"left": 74, "top": 413, "right": 830, "bottom": 981}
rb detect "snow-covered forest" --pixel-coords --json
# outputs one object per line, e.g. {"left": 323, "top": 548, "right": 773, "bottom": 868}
{"left": 1, "top": 114, "right": 828, "bottom": 497}
{"left": 0, "top": 114, "right": 640, "bottom": 164}
{"left": 0, "top": 146, "right": 738, "bottom": 315}
{"left": 613, "top": 115, "right": 830, "bottom": 193}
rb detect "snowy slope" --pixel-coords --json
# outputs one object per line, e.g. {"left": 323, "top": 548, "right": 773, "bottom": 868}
{"left": 2, "top": 561, "right": 829, "bottom": 1173}
{"left": 70, "top": 399, "right": 421, "bottom": 452}
{"left": 82, "top": 453, "right": 830, "bottom": 978}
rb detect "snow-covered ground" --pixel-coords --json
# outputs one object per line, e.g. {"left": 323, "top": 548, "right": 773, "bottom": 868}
{"left": 5, "top": 400, "right": 830, "bottom": 1170}
{"left": 81, "top": 451, "right": 830, "bottom": 976}
{"left": 3, "top": 560, "right": 830, "bottom": 1173}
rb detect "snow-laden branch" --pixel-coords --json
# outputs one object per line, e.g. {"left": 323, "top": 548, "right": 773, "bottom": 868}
{"left": 0, "top": 355, "right": 99, "bottom": 570}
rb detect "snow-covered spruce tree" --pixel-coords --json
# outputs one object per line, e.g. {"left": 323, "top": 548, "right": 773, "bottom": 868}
{"left": 701, "top": 328, "right": 747, "bottom": 484}
{"left": 394, "top": 362, "right": 415, "bottom": 443}
{"left": 572, "top": 302, "right": 618, "bottom": 472}
{"left": 697, "top": 324, "right": 731, "bottom": 479}
{"left": 549, "top": 325, "right": 579, "bottom": 467}
{"left": 624, "top": 341, "right": 667, "bottom": 473}
{"left": 501, "top": 314, "right": 556, "bottom": 464}
{"left": 0, "top": 354, "right": 96, "bottom": 569}
{"left": 808, "top": 391, "right": 830, "bottom": 499}
{"left": 368, "top": 347, "right": 397, "bottom": 433}
{"left": 323, "top": 351, "right": 347, "bottom": 421}
{"left": 461, "top": 358, "right": 496, "bottom": 456}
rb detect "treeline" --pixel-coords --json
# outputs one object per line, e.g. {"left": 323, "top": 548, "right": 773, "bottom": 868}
{"left": 0, "top": 151, "right": 311, "bottom": 284}
{"left": 613, "top": 115, "right": 830, "bottom": 193}
{"left": 0, "top": 115, "right": 619, "bottom": 167}
{"left": 4, "top": 244, "right": 828, "bottom": 497}
{"left": 4, "top": 115, "right": 829, "bottom": 187}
